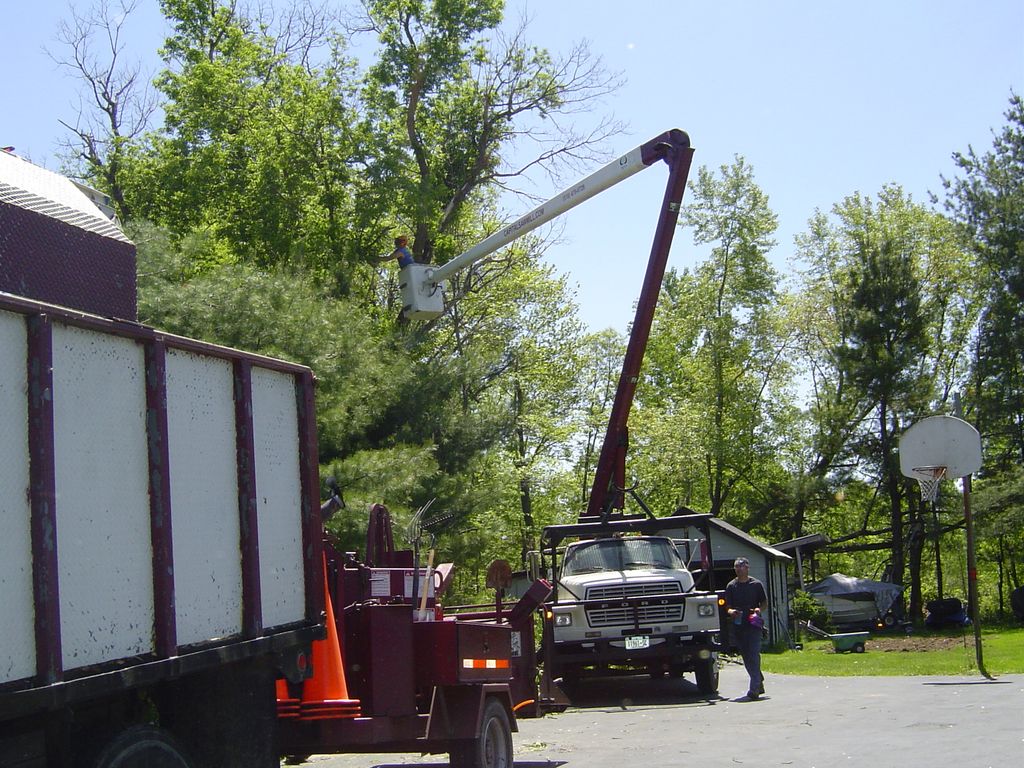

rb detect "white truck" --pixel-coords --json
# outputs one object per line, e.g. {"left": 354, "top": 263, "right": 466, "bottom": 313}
{"left": 538, "top": 514, "right": 724, "bottom": 695}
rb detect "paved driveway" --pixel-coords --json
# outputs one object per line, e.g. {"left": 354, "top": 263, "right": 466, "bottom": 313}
{"left": 287, "top": 659, "right": 1024, "bottom": 768}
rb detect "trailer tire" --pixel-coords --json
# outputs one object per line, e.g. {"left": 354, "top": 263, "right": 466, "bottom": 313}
{"left": 853, "top": 642, "right": 866, "bottom": 653}
{"left": 91, "top": 725, "right": 193, "bottom": 768}
{"left": 449, "top": 699, "right": 513, "bottom": 768}
{"left": 694, "top": 654, "right": 719, "bottom": 695}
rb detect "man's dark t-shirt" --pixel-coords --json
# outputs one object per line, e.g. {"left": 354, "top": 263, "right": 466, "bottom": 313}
{"left": 725, "top": 577, "right": 767, "bottom": 613}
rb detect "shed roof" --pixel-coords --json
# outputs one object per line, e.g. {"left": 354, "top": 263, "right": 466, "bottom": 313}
{"left": 773, "top": 533, "right": 831, "bottom": 554}
{"left": 708, "top": 517, "right": 792, "bottom": 561}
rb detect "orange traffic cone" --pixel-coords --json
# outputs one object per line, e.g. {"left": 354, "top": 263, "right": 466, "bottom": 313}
{"left": 276, "top": 678, "right": 301, "bottom": 720}
{"left": 299, "top": 558, "right": 360, "bottom": 720}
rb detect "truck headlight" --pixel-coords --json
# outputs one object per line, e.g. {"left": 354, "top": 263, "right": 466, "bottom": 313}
{"left": 697, "top": 604, "right": 715, "bottom": 617}
{"left": 554, "top": 613, "right": 573, "bottom": 627}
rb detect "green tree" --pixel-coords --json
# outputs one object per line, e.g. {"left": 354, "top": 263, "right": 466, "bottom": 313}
{"left": 944, "top": 93, "right": 1024, "bottom": 471}
{"left": 839, "top": 231, "right": 928, "bottom": 595}
{"left": 635, "top": 157, "right": 793, "bottom": 529}
{"left": 941, "top": 94, "right": 1024, "bottom": 617}
{"left": 571, "top": 328, "right": 626, "bottom": 509}
{"left": 122, "top": 0, "right": 363, "bottom": 282}
{"left": 789, "top": 215, "right": 873, "bottom": 541}
{"left": 790, "top": 193, "right": 974, "bottom": 614}
{"left": 422, "top": 240, "right": 585, "bottom": 551}
{"left": 57, "top": 0, "right": 627, "bottom": 589}
{"left": 795, "top": 186, "right": 976, "bottom": 619}
{"left": 132, "top": 221, "right": 408, "bottom": 462}
{"left": 971, "top": 466, "right": 1024, "bottom": 616}
{"left": 357, "top": 0, "right": 622, "bottom": 267}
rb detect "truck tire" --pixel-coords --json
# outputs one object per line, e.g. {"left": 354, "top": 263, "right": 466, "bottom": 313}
{"left": 91, "top": 725, "right": 193, "bottom": 768}
{"left": 449, "top": 698, "right": 513, "bottom": 768}
{"left": 694, "top": 654, "right": 719, "bottom": 695}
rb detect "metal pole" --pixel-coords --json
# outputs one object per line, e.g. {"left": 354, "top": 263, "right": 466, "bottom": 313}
{"left": 953, "top": 392, "right": 991, "bottom": 679}
{"left": 962, "top": 473, "right": 992, "bottom": 679}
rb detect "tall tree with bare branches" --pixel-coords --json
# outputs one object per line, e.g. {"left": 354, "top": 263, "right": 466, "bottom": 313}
{"left": 356, "top": 0, "right": 623, "bottom": 269}
{"left": 51, "top": 0, "right": 158, "bottom": 220}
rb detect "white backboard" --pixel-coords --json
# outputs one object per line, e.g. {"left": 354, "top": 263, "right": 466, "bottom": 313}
{"left": 899, "top": 415, "right": 982, "bottom": 479}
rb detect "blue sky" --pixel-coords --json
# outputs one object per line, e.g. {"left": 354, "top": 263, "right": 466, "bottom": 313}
{"left": 4, "top": 1, "right": 1022, "bottom": 332}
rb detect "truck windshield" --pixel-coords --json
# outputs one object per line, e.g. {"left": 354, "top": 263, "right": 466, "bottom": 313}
{"left": 561, "top": 538, "right": 684, "bottom": 575}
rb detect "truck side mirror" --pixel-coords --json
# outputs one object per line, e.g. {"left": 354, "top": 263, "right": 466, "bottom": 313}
{"left": 526, "top": 551, "right": 541, "bottom": 582}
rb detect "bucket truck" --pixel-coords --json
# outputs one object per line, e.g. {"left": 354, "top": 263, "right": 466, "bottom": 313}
{"left": 396, "top": 129, "right": 725, "bottom": 697}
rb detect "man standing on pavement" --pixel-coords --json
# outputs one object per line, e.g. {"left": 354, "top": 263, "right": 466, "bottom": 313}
{"left": 724, "top": 556, "right": 767, "bottom": 700}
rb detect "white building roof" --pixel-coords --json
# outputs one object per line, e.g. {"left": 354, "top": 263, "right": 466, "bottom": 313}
{"left": 0, "top": 150, "right": 128, "bottom": 243}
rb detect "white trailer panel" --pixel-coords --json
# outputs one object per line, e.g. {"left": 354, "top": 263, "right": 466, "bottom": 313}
{"left": 166, "top": 349, "right": 244, "bottom": 645}
{"left": 51, "top": 324, "right": 155, "bottom": 669}
{"left": 252, "top": 367, "right": 306, "bottom": 628}
{"left": 0, "top": 310, "right": 35, "bottom": 684}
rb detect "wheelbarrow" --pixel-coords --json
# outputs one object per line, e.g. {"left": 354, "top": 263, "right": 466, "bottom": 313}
{"left": 802, "top": 621, "right": 868, "bottom": 653}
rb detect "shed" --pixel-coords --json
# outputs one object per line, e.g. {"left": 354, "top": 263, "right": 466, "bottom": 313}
{"left": 665, "top": 516, "right": 792, "bottom": 647}
{"left": 773, "top": 533, "right": 831, "bottom": 590}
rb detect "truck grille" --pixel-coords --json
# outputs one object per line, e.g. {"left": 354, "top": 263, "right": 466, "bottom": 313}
{"left": 586, "top": 582, "right": 683, "bottom": 601}
{"left": 584, "top": 582, "right": 684, "bottom": 628}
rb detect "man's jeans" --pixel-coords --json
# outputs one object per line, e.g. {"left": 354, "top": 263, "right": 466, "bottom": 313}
{"left": 734, "top": 624, "right": 763, "bottom": 695}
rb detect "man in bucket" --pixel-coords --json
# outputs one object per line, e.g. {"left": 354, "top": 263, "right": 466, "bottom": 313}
{"left": 724, "top": 557, "right": 767, "bottom": 699}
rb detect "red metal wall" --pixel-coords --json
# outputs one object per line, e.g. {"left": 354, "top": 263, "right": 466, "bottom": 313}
{"left": 0, "top": 201, "right": 137, "bottom": 320}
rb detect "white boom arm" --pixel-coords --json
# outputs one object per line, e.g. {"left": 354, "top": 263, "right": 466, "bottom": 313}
{"left": 399, "top": 142, "right": 653, "bottom": 320}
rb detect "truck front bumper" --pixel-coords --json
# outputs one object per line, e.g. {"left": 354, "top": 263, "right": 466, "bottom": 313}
{"left": 550, "top": 632, "right": 719, "bottom": 669}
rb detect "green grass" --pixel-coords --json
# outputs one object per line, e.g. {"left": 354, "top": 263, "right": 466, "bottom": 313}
{"left": 759, "top": 626, "right": 1024, "bottom": 676}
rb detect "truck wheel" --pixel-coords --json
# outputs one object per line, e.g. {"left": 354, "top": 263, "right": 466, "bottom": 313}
{"left": 694, "top": 654, "right": 719, "bottom": 695}
{"left": 92, "top": 725, "right": 193, "bottom": 768}
{"left": 449, "top": 699, "right": 513, "bottom": 768}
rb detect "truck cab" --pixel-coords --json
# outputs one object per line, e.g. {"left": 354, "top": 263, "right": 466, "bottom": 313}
{"left": 539, "top": 515, "right": 723, "bottom": 695}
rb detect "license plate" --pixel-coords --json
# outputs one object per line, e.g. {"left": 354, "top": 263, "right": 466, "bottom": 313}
{"left": 625, "top": 635, "right": 650, "bottom": 650}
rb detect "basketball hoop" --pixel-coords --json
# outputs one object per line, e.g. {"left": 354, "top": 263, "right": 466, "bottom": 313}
{"left": 911, "top": 465, "right": 946, "bottom": 504}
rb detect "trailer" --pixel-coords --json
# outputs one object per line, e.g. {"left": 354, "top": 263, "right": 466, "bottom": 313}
{"left": 0, "top": 150, "right": 523, "bottom": 767}
{"left": 0, "top": 287, "right": 324, "bottom": 766}
{"left": 273, "top": 511, "right": 551, "bottom": 766}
